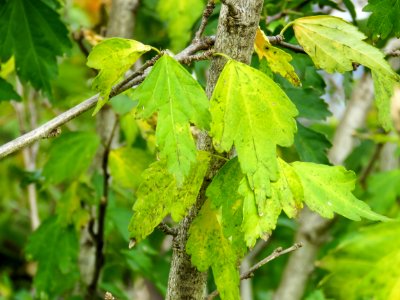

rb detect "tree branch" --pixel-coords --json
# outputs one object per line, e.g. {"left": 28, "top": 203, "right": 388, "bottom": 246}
{"left": 0, "top": 38, "right": 214, "bottom": 160}
{"left": 206, "top": 243, "right": 303, "bottom": 300}
{"left": 157, "top": 222, "right": 178, "bottom": 237}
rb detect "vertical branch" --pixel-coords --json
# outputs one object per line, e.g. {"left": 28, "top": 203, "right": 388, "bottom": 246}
{"left": 273, "top": 73, "right": 375, "bottom": 300}
{"left": 86, "top": 118, "right": 118, "bottom": 298}
{"left": 12, "top": 82, "right": 40, "bottom": 230}
{"left": 166, "top": 1, "right": 264, "bottom": 299}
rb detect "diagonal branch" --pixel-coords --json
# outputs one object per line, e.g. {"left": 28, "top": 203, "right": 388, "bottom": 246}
{"left": 206, "top": 243, "right": 303, "bottom": 300}
{"left": 0, "top": 37, "right": 214, "bottom": 160}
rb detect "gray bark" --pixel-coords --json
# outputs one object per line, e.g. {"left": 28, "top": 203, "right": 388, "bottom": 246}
{"left": 166, "top": 1, "right": 263, "bottom": 299}
{"left": 273, "top": 73, "right": 375, "bottom": 300}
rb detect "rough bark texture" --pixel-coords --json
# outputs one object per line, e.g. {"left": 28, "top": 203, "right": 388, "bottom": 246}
{"left": 273, "top": 73, "right": 375, "bottom": 300}
{"left": 166, "top": 1, "right": 263, "bottom": 299}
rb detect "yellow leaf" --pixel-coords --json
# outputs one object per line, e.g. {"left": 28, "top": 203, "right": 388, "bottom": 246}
{"left": 254, "top": 28, "right": 301, "bottom": 86}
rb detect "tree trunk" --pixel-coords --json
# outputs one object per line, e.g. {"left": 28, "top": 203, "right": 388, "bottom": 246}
{"left": 166, "top": 1, "right": 263, "bottom": 299}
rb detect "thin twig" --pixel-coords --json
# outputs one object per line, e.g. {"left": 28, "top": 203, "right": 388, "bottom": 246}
{"left": 0, "top": 37, "right": 214, "bottom": 160}
{"left": 195, "top": 0, "right": 216, "bottom": 41}
{"left": 157, "top": 222, "right": 178, "bottom": 236}
{"left": 87, "top": 118, "right": 119, "bottom": 296}
{"left": 206, "top": 243, "right": 303, "bottom": 300}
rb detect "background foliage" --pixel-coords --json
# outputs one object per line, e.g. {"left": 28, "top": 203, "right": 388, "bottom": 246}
{"left": 1, "top": 0, "right": 400, "bottom": 299}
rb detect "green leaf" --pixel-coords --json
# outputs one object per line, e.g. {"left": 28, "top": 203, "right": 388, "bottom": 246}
{"left": 128, "top": 151, "right": 210, "bottom": 243}
{"left": 291, "top": 161, "right": 387, "bottom": 221}
{"left": 363, "top": 0, "right": 400, "bottom": 40}
{"left": 294, "top": 122, "right": 331, "bottom": 164}
{"left": 0, "top": 77, "right": 20, "bottom": 101}
{"left": 157, "top": 0, "right": 204, "bottom": 51}
{"left": 210, "top": 59, "right": 298, "bottom": 203}
{"left": 87, "top": 38, "right": 151, "bottom": 114}
{"left": 42, "top": 132, "right": 100, "bottom": 184}
{"left": 109, "top": 146, "right": 153, "bottom": 189}
{"left": 254, "top": 28, "right": 301, "bottom": 86}
{"left": 26, "top": 217, "right": 80, "bottom": 297}
{"left": 241, "top": 158, "right": 303, "bottom": 247}
{"left": 187, "top": 200, "right": 241, "bottom": 300}
{"left": 133, "top": 54, "right": 210, "bottom": 184}
{"left": 372, "top": 70, "right": 396, "bottom": 131}
{"left": 0, "top": 0, "right": 71, "bottom": 94}
{"left": 319, "top": 222, "right": 400, "bottom": 300}
{"left": 292, "top": 15, "right": 398, "bottom": 130}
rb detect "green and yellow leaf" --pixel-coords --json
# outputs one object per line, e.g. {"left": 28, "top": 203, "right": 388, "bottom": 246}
{"left": 87, "top": 38, "right": 151, "bottom": 114}
{"left": 128, "top": 151, "right": 210, "bottom": 243}
{"left": 210, "top": 59, "right": 298, "bottom": 205}
{"left": 291, "top": 16, "right": 399, "bottom": 130}
{"left": 254, "top": 28, "right": 301, "bottom": 86}
{"left": 241, "top": 159, "right": 303, "bottom": 247}
{"left": 133, "top": 54, "right": 210, "bottom": 184}
{"left": 291, "top": 161, "right": 388, "bottom": 221}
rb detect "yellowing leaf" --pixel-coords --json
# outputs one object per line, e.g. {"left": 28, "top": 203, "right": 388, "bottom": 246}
{"left": 87, "top": 38, "right": 151, "bottom": 115}
{"left": 187, "top": 200, "right": 241, "bottom": 300}
{"left": 319, "top": 222, "right": 400, "bottom": 300}
{"left": 291, "top": 162, "right": 388, "bottom": 221}
{"left": 133, "top": 55, "right": 210, "bottom": 184}
{"left": 254, "top": 28, "right": 301, "bottom": 86}
{"left": 210, "top": 59, "right": 297, "bottom": 204}
{"left": 128, "top": 151, "right": 210, "bottom": 243}
{"left": 291, "top": 16, "right": 399, "bottom": 130}
{"left": 292, "top": 16, "right": 397, "bottom": 78}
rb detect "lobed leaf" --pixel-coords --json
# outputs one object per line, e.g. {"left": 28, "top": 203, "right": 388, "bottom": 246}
{"left": 0, "top": 0, "right": 71, "bottom": 95}
{"left": 291, "top": 161, "right": 388, "bottom": 221}
{"left": 363, "top": 0, "right": 400, "bottom": 40}
{"left": 87, "top": 38, "right": 151, "bottom": 114}
{"left": 241, "top": 159, "right": 303, "bottom": 247}
{"left": 292, "top": 16, "right": 399, "bottom": 130}
{"left": 128, "top": 151, "right": 210, "bottom": 243}
{"left": 210, "top": 59, "right": 298, "bottom": 204}
{"left": 0, "top": 77, "right": 20, "bottom": 101}
{"left": 133, "top": 54, "right": 210, "bottom": 184}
